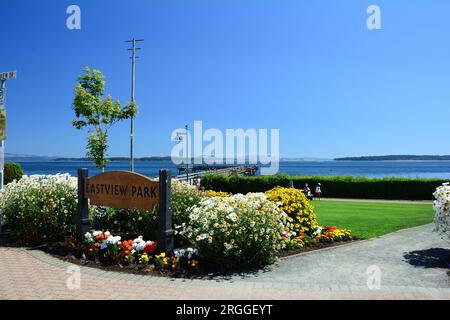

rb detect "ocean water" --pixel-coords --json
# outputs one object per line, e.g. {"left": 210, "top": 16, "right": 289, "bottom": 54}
{"left": 16, "top": 160, "right": 450, "bottom": 179}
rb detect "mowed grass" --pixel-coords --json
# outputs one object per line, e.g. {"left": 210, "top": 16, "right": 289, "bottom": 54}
{"left": 313, "top": 200, "right": 435, "bottom": 239}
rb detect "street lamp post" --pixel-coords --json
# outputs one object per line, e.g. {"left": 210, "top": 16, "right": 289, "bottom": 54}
{"left": 175, "top": 125, "right": 190, "bottom": 183}
{"left": 0, "top": 71, "right": 16, "bottom": 191}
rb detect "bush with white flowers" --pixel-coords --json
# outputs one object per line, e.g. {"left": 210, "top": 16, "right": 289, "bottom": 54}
{"left": 0, "top": 174, "right": 78, "bottom": 243}
{"left": 179, "top": 193, "right": 293, "bottom": 267}
{"left": 171, "top": 180, "right": 206, "bottom": 227}
{"left": 433, "top": 182, "right": 450, "bottom": 241}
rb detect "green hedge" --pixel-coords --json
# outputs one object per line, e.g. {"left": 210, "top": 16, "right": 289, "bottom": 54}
{"left": 4, "top": 162, "right": 24, "bottom": 185}
{"left": 201, "top": 173, "right": 448, "bottom": 200}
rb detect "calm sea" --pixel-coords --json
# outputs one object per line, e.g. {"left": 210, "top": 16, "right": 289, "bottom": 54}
{"left": 16, "top": 160, "right": 450, "bottom": 179}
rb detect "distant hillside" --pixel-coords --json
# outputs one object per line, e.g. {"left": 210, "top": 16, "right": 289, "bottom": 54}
{"left": 55, "top": 156, "right": 173, "bottom": 162}
{"left": 335, "top": 155, "right": 450, "bottom": 161}
{"left": 5, "top": 153, "right": 56, "bottom": 162}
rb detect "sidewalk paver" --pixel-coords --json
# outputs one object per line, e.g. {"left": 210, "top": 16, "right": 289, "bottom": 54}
{"left": 0, "top": 224, "right": 449, "bottom": 300}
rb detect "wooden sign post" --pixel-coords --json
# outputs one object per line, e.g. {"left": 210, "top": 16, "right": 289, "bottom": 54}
{"left": 76, "top": 169, "right": 174, "bottom": 255}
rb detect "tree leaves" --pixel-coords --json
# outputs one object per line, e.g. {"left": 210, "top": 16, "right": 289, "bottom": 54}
{"left": 72, "top": 67, "right": 138, "bottom": 171}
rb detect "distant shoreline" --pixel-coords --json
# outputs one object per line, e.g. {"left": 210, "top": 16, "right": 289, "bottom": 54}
{"left": 5, "top": 154, "right": 450, "bottom": 163}
{"left": 7, "top": 158, "right": 450, "bottom": 163}
{"left": 335, "top": 156, "right": 450, "bottom": 161}
{"left": 54, "top": 157, "right": 173, "bottom": 162}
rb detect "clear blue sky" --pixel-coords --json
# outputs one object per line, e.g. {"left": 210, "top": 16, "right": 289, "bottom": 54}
{"left": 1, "top": 0, "right": 449, "bottom": 158}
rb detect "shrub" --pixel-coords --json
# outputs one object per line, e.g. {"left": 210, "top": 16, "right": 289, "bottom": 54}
{"left": 92, "top": 207, "right": 158, "bottom": 239}
{"left": 265, "top": 187, "right": 317, "bottom": 234}
{"left": 171, "top": 180, "right": 206, "bottom": 228}
{"left": 4, "top": 162, "right": 25, "bottom": 185}
{"left": 201, "top": 174, "right": 446, "bottom": 200}
{"left": 433, "top": 183, "right": 450, "bottom": 241}
{"left": 179, "top": 193, "right": 293, "bottom": 267}
{"left": 0, "top": 174, "right": 78, "bottom": 243}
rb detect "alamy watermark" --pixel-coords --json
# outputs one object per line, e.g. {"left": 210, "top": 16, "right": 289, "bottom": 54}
{"left": 66, "top": 265, "right": 81, "bottom": 290}
{"left": 171, "top": 121, "right": 280, "bottom": 175}
{"left": 66, "top": 5, "right": 81, "bottom": 30}
{"left": 367, "top": 5, "right": 382, "bottom": 30}
{"left": 366, "top": 265, "right": 381, "bottom": 290}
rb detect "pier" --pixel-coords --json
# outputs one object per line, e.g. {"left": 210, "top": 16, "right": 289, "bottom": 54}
{"left": 175, "top": 165, "right": 259, "bottom": 184}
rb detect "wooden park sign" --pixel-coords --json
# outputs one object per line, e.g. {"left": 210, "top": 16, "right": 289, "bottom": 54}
{"left": 84, "top": 171, "right": 159, "bottom": 211}
{"left": 76, "top": 169, "right": 174, "bottom": 254}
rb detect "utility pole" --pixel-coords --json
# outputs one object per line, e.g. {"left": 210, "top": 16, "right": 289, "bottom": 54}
{"left": 185, "top": 125, "right": 189, "bottom": 183}
{"left": 0, "top": 71, "right": 16, "bottom": 191}
{"left": 126, "top": 38, "right": 143, "bottom": 172}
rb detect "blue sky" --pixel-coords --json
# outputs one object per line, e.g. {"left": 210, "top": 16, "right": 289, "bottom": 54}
{"left": 1, "top": 0, "right": 449, "bottom": 158}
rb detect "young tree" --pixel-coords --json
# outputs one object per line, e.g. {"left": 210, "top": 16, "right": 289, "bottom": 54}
{"left": 72, "top": 67, "right": 136, "bottom": 171}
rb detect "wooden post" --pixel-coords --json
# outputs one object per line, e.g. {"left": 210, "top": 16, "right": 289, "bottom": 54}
{"left": 157, "top": 169, "right": 174, "bottom": 255}
{"left": 76, "top": 168, "right": 90, "bottom": 243}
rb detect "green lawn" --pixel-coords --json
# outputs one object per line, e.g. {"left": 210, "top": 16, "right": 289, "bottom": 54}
{"left": 313, "top": 200, "right": 435, "bottom": 239}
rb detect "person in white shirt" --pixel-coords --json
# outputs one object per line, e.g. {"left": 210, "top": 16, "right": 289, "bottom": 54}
{"left": 315, "top": 183, "right": 322, "bottom": 200}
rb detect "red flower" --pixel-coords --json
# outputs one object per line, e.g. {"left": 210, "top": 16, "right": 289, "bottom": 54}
{"left": 144, "top": 242, "right": 157, "bottom": 253}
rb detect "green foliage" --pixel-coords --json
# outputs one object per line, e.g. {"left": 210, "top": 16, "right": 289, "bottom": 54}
{"left": 72, "top": 67, "right": 137, "bottom": 171}
{"left": 201, "top": 174, "right": 447, "bottom": 200}
{"left": 3, "top": 162, "right": 24, "bottom": 185}
{"left": 86, "top": 131, "right": 108, "bottom": 170}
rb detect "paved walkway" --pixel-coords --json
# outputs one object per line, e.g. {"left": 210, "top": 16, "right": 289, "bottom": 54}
{"left": 0, "top": 224, "right": 449, "bottom": 300}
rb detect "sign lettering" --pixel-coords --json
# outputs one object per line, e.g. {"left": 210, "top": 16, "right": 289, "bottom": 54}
{"left": 84, "top": 171, "right": 159, "bottom": 211}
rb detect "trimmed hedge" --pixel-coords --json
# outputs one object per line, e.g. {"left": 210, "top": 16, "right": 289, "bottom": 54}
{"left": 4, "top": 162, "right": 24, "bottom": 185}
{"left": 201, "top": 173, "right": 449, "bottom": 200}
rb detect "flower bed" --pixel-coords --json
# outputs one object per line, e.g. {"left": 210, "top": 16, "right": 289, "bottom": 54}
{"left": 263, "top": 187, "right": 353, "bottom": 251}
{"left": 80, "top": 230, "right": 199, "bottom": 272}
{"left": 0, "top": 173, "right": 355, "bottom": 275}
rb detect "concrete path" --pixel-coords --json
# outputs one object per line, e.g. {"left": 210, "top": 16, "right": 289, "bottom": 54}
{"left": 0, "top": 224, "right": 449, "bottom": 300}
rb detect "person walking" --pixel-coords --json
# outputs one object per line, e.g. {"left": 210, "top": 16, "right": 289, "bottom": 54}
{"left": 315, "top": 183, "right": 322, "bottom": 200}
{"left": 304, "top": 183, "right": 312, "bottom": 200}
